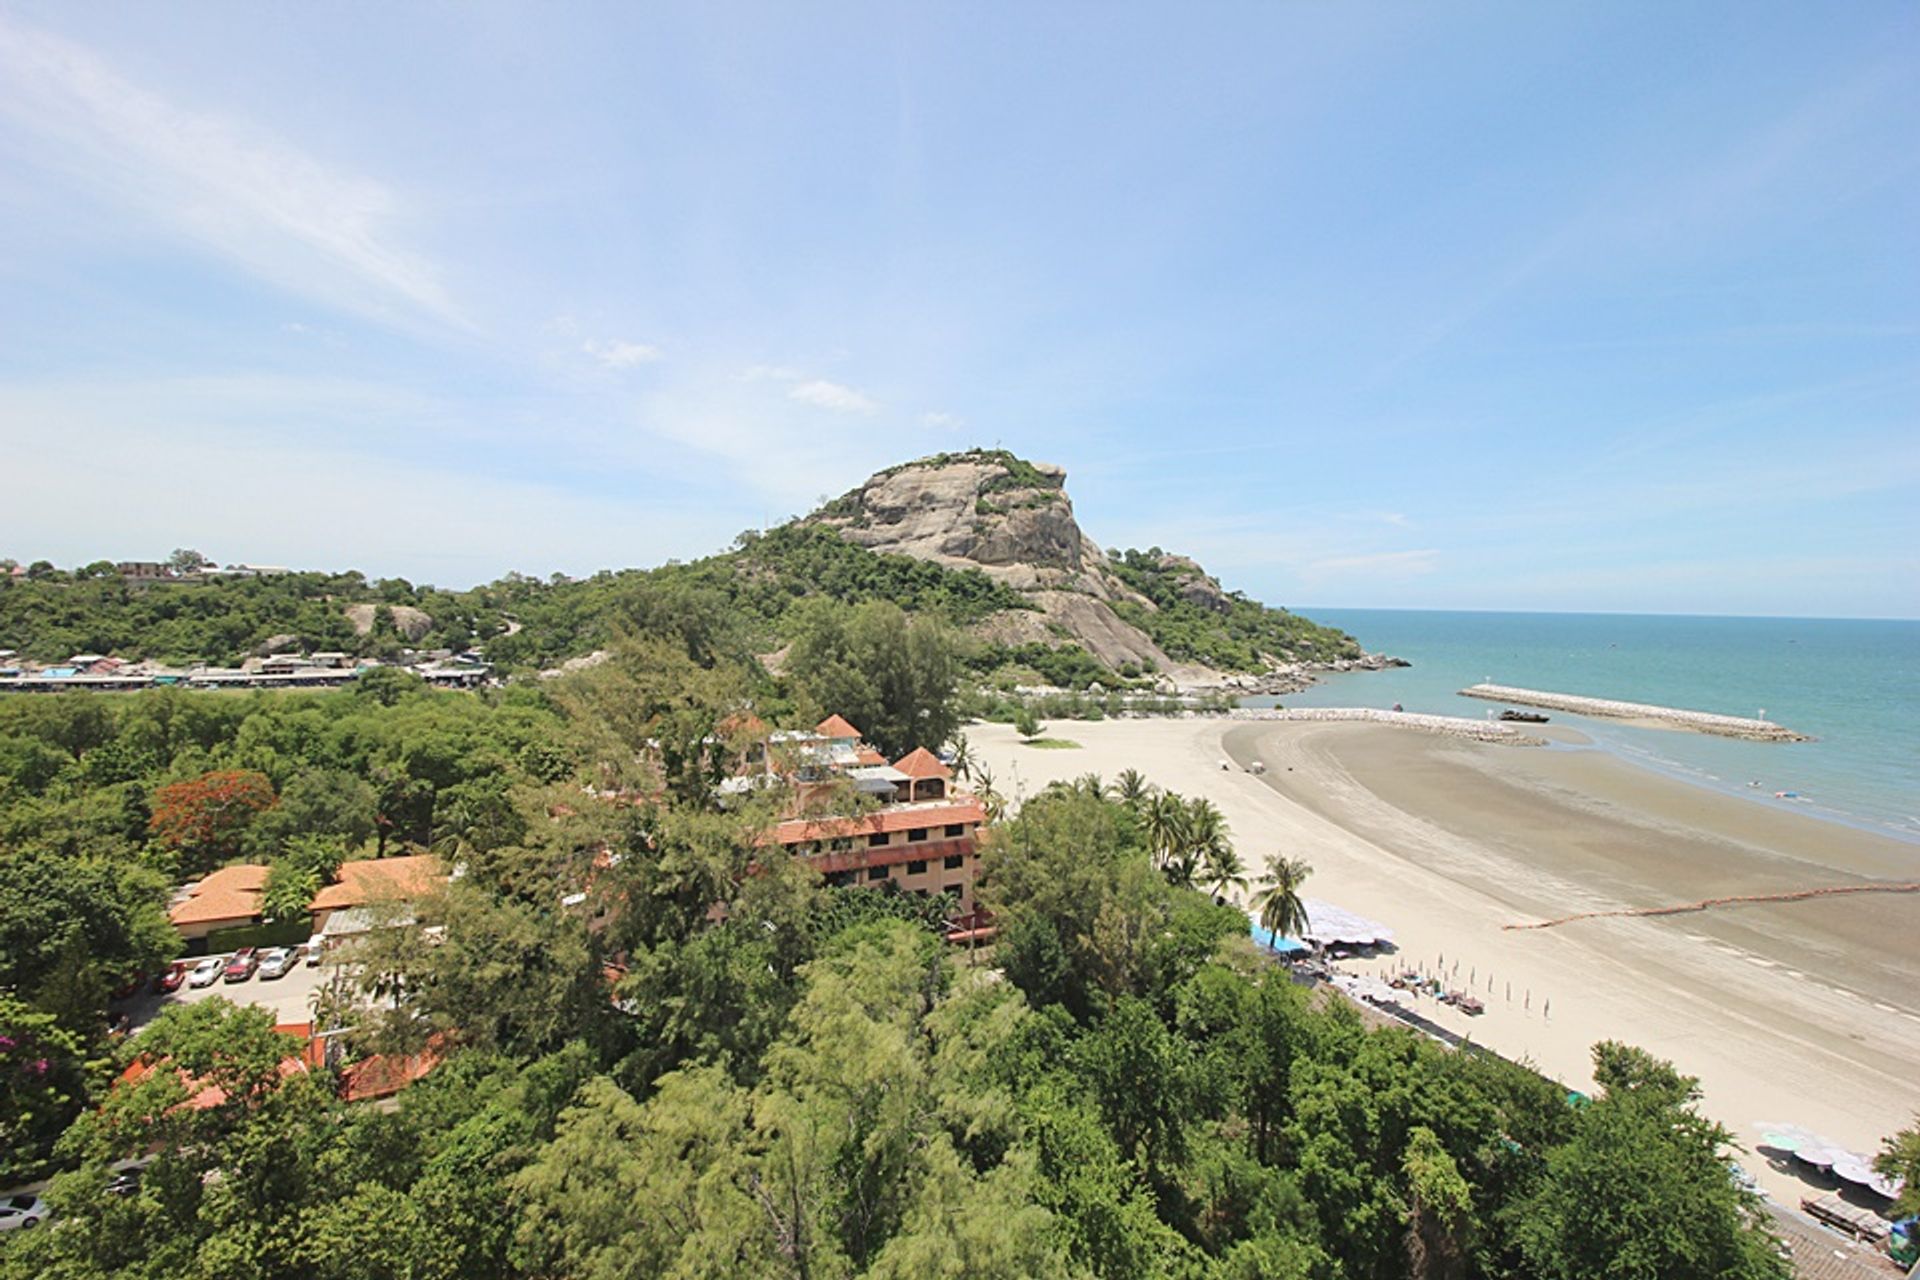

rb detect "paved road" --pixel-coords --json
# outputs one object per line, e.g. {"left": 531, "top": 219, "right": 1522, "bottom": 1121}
{"left": 113, "top": 952, "right": 331, "bottom": 1032}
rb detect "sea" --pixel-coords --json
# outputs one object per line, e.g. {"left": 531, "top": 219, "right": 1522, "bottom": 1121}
{"left": 1248, "top": 610, "right": 1920, "bottom": 845}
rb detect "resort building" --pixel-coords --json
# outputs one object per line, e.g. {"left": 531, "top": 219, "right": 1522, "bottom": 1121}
{"left": 168, "top": 864, "right": 270, "bottom": 942}
{"left": 308, "top": 854, "right": 447, "bottom": 943}
{"left": 754, "top": 716, "right": 990, "bottom": 918}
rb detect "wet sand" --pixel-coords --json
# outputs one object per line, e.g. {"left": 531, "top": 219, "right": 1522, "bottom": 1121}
{"left": 968, "top": 717, "right": 1920, "bottom": 1207}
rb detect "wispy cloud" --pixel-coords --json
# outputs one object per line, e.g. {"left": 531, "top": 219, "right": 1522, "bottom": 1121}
{"left": 0, "top": 14, "right": 461, "bottom": 329}
{"left": 921, "top": 411, "right": 965, "bottom": 430}
{"left": 789, "top": 379, "right": 878, "bottom": 414}
{"left": 583, "top": 339, "right": 663, "bottom": 368}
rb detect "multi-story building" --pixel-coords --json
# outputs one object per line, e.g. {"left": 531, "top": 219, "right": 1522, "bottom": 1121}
{"left": 756, "top": 717, "right": 989, "bottom": 919}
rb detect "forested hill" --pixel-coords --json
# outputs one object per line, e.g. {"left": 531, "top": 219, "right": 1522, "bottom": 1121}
{"left": 0, "top": 450, "right": 1359, "bottom": 684}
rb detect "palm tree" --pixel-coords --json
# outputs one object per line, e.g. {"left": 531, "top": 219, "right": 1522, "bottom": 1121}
{"left": 1164, "top": 847, "right": 1201, "bottom": 892}
{"left": 1113, "top": 768, "right": 1153, "bottom": 808}
{"left": 1249, "top": 853, "right": 1314, "bottom": 950}
{"left": 1200, "top": 843, "right": 1249, "bottom": 904}
{"left": 972, "top": 764, "right": 1006, "bottom": 823}
{"left": 1072, "top": 772, "right": 1109, "bottom": 801}
{"left": 947, "top": 732, "right": 975, "bottom": 782}
{"left": 1182, "top": 798, "right": 1229, "bottom": 863}
{"left": 1142, "top": 792, "right": 1186, "bottom": 871}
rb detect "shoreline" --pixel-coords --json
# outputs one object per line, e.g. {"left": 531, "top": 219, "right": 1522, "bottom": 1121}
{"left": 967, "top": 716, "right": 1920, "bottom": 1212}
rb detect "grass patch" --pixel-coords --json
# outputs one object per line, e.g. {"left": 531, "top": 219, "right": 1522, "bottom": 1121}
{"left": 1021, "top": 737, "right": 1083, "bottom": 750}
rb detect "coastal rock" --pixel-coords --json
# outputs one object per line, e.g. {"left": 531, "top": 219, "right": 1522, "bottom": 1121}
{"left": 810, "top": 449, "right": 1373, "bottom": 688}
{"left": 814, "top": 451, "right": 1174, "bottom": 670}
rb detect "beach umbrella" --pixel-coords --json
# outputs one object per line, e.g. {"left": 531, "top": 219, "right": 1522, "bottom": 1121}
{"left": 1757, "top": 1130, "right": 1803, "bottom": 1153}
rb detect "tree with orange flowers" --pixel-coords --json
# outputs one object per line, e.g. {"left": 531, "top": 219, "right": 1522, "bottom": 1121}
{"left": 148, "top": 769, "right": 277, "bottom": 876}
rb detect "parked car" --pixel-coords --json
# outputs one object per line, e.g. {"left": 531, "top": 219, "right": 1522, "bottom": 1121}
{"left": 110, "top": 971, "right": 146, "bottom": 1001}
{"left": 188, "top": 957, "right": 224, "bottom": 988}
{"left": 223, "top": 947, "right": 259, "bottom": 983}
{"left": 258, "top": 947, "right": 295, "bottom": 980}
{"left": 305, "top": 936, "right": 324, "bottom": 966}
{"left": 0, "top": 1194, "right": 50, "bottom": 1231}
{"left": 152, "top": 961, "right": 189, "bottom": 994}
{"left": 106, "top": 1166, "right": 145, "bottom": 1197}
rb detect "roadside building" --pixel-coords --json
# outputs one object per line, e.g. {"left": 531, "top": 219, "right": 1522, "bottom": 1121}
{"left": 168, "top": 865, "right": 270, "bottom": 942}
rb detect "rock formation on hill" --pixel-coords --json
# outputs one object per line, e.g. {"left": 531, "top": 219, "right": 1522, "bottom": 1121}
{"left": 810, "top": 450, "right": 1382, "bottom": 688}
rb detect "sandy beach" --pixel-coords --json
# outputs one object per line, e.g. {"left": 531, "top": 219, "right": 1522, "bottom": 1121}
{"left": 968, "top": 716, "right": 1920, "bottom": 1208}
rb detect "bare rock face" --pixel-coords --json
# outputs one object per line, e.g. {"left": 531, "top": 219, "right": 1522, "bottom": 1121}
{"left": 813, "top": 451, "right": 1171, "bottom": 670}
{"left": 344, "top": 603, "right": 434, "bottom": 642}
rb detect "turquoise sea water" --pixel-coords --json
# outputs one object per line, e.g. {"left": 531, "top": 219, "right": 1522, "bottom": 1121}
{"left": 1257, "top": 610, "right": 1920, "bottom": 844}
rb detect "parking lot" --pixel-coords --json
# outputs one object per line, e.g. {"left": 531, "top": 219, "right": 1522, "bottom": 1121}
{"left": 115, "top": 950, "right": 333, "bottom": 1032}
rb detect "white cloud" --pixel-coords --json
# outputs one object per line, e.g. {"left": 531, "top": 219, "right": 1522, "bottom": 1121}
{"left": 789, "top": 379, "right": 878, "bottom": 414}
{"left": 921, "top": 411, "right": 965, "bottom": 430}
{"left": 0, "top": 14, "right": 461, "bottom": 330}
{"left": 583, "top": 339, "right": 663, "bottom": 368}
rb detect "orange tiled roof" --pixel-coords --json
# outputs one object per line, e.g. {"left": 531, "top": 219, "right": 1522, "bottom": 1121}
{"left": 853, "top": 747, "right": 888, "bottom": 766}
{"left": 815, "top": 714, "right": 861, "bottom": 739}
{"left": 169, "top": 864, "right": 270, "bottom": 927}
{"left": 766, "top": 796, "right": 985, "bottom": 846}
{"left": 309, "top": 854, "right": 445, "bottom": 912}
{"left": 893, "top": 747, "right": 952, "bottom": 780}
{"left": 339, "top": 1037, "right": 444, "bottom": 1102}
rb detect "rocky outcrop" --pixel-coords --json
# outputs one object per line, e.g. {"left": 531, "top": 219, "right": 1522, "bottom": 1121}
{"left": 811, "top": 449, "right": 1391, "bottom": 688}
{"left": 814, "top": 452, "right": 1173, "bottom": 670}
{"left": 344, "top": 603, "right": 434, "bottom": 642}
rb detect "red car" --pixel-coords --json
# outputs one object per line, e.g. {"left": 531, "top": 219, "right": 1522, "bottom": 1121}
{"left": 222, "top": 948, "right": 259, "bottom": 983}
{"left": 151, "top": 961, "right": 188, "bottom": 994}
{"left": 109, "top": 972, "right": 146, "bottom": 1001}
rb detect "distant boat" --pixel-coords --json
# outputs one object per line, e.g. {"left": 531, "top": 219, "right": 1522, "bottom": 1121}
{"left": 1498, "top": 709, "right": 1549, "bottom": 724}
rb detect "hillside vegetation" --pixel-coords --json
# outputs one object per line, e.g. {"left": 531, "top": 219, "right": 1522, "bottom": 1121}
{"left": 2, "top": 451, "right": 1362, "bottom": 687}
{"left": 1108, "top": 548, "right": 1360, "bottom": 670}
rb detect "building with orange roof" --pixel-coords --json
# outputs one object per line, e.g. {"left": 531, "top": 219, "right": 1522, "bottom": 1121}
{"left": 723, "top": 714, "right": 990, "bottom": 923}
{"left": 307, "top": 854, "right": 446, "bottom": 937}
{"left": 891, "top": 747, "right": 953, "bottom": 801}
{"left": 815, "top": 714, "right": 861, "bottom": 740}
{"left": 168, "top": 864, "right": 270, "bottom": 941}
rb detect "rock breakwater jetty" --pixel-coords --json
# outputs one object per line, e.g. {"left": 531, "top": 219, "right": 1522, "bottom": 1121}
{"left": 1458, "top": 684, "right": 1806, "bottom": 741}
{"left": 1229, "top": 706, "right": 1544, "bottom": 745}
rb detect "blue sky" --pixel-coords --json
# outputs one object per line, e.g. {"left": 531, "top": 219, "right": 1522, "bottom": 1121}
{"left": 1, "top": 3, "right": 1915, "bottom": 617}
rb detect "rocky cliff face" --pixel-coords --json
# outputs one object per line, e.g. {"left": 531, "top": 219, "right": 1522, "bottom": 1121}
{"left": 811, "top": 452, "right": 1176, "bottom": 672}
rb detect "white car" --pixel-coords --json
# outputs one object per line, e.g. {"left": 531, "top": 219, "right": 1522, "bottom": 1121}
{"left": 0, "top": 1194, "right": 50, "bottom": 1231}
{"left": 188, "top": 956, "right": 224, "bottom": 988}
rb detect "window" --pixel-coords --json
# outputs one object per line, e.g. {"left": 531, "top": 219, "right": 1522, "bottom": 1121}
{"left": 908, "top": 827, "right": 928, "bottom": 843}
{"left": 827, "top": 871, "right": 855, "bottom": 887}
{"left": 869, "top": 832, "right": 890, "bottom": 847}
{"left": 944, "top": 823, "right": 965, "bottom": 837}
{"left": 943, "top": 854, "right": 965, "bottom": 870}
{"left": 830, "top": 837, "right": 852, "bottom": 853}
{"left": 906, "top": 860, "right": 927, "bottom": 875}
{"left": 867, "top": 865, "right": 888, "bottom": 881}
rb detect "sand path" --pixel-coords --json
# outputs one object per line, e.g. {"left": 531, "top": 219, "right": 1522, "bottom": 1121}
{"left": 968, "top": 717, "right": 1920, "bottom": 1209}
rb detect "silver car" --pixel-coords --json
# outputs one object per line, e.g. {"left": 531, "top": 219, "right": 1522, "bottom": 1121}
{"left": 188, "top": 956, "right": 224, "bottom": 988}
{"left": 257, "top": 947, "right": 295, "bottom": 980}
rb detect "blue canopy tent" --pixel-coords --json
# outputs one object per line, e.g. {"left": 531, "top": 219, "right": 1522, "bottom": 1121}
{"left": 1247, "top": 915, "right": 1310, "bottom": 956}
